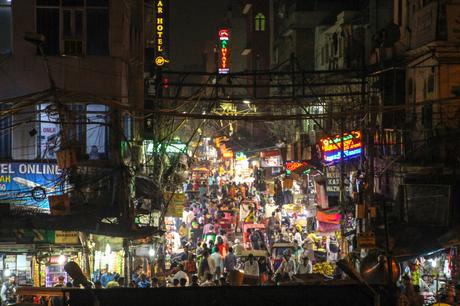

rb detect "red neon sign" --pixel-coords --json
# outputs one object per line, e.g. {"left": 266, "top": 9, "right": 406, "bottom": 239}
{"left": 219, "top": 29, "right": 230, "bottom": 74}
{"left": 285, "top": 160, "right": 309, "bottom": 172}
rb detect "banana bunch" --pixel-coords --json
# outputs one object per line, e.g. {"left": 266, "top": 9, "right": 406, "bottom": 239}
{"left": 411, "top": 267, "right": 420, "bottom": 285}
{"left": 312, "top": 262, "right": 334, "bottom": 276}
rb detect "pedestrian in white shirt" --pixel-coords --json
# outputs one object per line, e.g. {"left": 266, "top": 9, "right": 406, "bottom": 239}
{"left": 172, "top": 264, "right": 190, "bottom": 286}
{"left": 210, "top": 246, "right": 223, "bottom": 279}
{"left": 297, "top": 256, "right": 312, "bottom": 275}
{"left": 243, "top": 254, "right": 260, "bottom": 277}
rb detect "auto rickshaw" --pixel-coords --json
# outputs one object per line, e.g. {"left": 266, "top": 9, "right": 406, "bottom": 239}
{"left": 242, "top": 223, "right": 266, "bottom": 249}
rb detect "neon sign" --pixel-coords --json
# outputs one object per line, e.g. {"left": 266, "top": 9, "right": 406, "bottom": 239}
{"left": 285, "top": 160, "right": 309, "bottom": 172}
{"left": 320, "top": 131, "right": 362, "bottom": 163}
{"left": 218, "top": 29, "right": 230, "bottom": 74}
{"left": 154, "top": 0, "right": 169, "bottom": 66}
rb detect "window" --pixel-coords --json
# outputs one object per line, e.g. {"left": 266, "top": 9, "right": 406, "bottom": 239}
{"left": 0, "top": 103, "right": 11, "bottom": 158}
{"left": 427, "top": 74, "right": 434, "bottom": 93}
{"left": 255, "top": 13, "right": 266, "bottom": 31}
{"left": 36, "top": 0, "right": 109, "bottom": 56}
{"left": 0, "top": 0, "right": 12, "bottom": 54}
{"left": 86, "top": 104, "right": 108, "bottom": 159}
{"left": 123, "top": 114, "right": 133, "bottom": 141}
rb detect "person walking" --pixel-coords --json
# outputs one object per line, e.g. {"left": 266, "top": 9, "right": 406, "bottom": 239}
{"left": 210, "top": 246, "right": 223, "bottom": 280}
{"left": 0, "top": 275, "right": 17, "bottom": 306}
{"left": 224, "top": 247, "right": 237, "bottom": 273}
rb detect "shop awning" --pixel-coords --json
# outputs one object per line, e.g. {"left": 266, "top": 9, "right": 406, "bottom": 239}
{"left": 383, "top": 226, "right": 449, "bottom": 261}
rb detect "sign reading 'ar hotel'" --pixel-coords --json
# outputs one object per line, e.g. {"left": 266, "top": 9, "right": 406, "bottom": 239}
{"left": 154, "top": 0, "right": 169, "bottom": 66}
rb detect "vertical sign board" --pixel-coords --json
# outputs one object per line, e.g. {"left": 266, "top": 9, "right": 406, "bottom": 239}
{"left": 154, "top": 0, "right": 169, "bottom": 67}
{"left": 218, "top": 29, "right": 230, "bottom": 74}
{"left": 0, "top": 163, "right": 63, "bottom": 210}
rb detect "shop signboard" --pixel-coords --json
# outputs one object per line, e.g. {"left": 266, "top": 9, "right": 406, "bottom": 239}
{"left": 260, "top": 150, "right": 282, "bottom": 167}
{"left": 154, "top": 0, "right": 169, "bottom": 66}
{"left": 411, "top": 2, "right": 438, "bottom": 48}
{"left": 320, "top": 131, "right": 362, "bottom": 163}
{"left": 0, "top": 229, "right": 79, "bottom": 244}
{"left": 54, "top": 231, "right": 79, "bottom": 244}
{"left": 164, "top": 192, "right": 185, "bottom": 217}
{"left": 325, "top": 167, "right": 350, "bottom": 196}
{"left": 144, "top": 140, "right": 186, "bottom": 154}
{"left": 285, "top": 160, "right": 309, "bottom": 175}
{"left": 0, "top": 163, "right": 64, "bottom": 210}
{"left": 218, "top": 28, "right": 230, "bottom": 74}
{"left": 357, "top": 232, "right": 376, "bottom": 249}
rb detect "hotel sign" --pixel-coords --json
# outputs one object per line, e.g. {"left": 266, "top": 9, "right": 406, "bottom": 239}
{"left": 154, "top": 0, "right": 169, "bottom": 66}
{"left": 218, "top": 29, "right": 230, "bottom": 74}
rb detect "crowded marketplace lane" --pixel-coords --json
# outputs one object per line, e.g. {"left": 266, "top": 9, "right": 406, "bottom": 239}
{"left": 2, "top": 139, "right": 459, "bottom": 306}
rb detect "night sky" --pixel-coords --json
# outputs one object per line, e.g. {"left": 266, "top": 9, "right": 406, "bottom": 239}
{"left": 169, "top": 0, "right": 229, "bottom": 70}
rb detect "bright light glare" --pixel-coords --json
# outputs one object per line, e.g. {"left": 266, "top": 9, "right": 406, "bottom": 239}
{"left": 105, "top": 243, "right": 111, "bottom": 255}
{"left": 243, "top": 100, "right": 251, "bottom": 104}
{"left": 58, "top": 255, "right": 67, "bottom": 265}
{"left": 3, "top": 269, "right": 11, "bottom": 277}
{"left": 148, "top": 248, "right": 155, "bottom": 257}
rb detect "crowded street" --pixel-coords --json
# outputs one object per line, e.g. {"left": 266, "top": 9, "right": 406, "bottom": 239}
{"left": 2, "top": 0, "right": 460, "bottom": 305}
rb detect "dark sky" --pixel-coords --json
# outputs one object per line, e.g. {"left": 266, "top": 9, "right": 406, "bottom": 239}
{"left": 169, "top": 0, "right": 229, "bottom": 70}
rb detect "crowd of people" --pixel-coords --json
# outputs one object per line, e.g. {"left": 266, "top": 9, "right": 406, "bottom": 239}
{"left": 144, "top": 173, "right": 343, "bottom": 287}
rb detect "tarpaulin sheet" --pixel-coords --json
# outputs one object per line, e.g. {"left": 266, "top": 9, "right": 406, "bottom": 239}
{"left": 316, "top": 210, "right": 341, "bottom": 224}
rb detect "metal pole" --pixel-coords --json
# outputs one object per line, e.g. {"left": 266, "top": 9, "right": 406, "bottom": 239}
{"left": 383, "top": 200, "right": 394, "bottom": 304}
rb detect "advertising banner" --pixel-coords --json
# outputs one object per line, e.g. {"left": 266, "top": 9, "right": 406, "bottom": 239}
{"left": 0, "top": 163, "right": 64, "bottom": 210}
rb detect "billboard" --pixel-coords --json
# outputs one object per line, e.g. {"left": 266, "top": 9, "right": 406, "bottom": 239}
{"left": 0, "top": 163, "right": 64, "bottom": 211}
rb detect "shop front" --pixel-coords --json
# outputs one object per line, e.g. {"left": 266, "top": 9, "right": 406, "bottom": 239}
{"left": 400, "top": 249, "right": 455, "bottom": 305}
{"left": 0, "top": 230, "right": 81, "bottom": 287}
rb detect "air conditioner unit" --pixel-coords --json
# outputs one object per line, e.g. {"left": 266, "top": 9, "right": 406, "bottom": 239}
{"left": 63, "top": 39, "right": 83, "bottom": 56}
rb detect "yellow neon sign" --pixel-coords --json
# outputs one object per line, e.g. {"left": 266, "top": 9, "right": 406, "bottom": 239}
{"left": 155, "top": 0, "right": 168, "bottom": 66}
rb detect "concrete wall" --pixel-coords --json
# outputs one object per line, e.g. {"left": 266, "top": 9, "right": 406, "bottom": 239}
{"left": 0, "top": 0, "right": 129, "bottom": 99}
{"left": 0, "top": 0, "right": 139, "bottom": 161}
